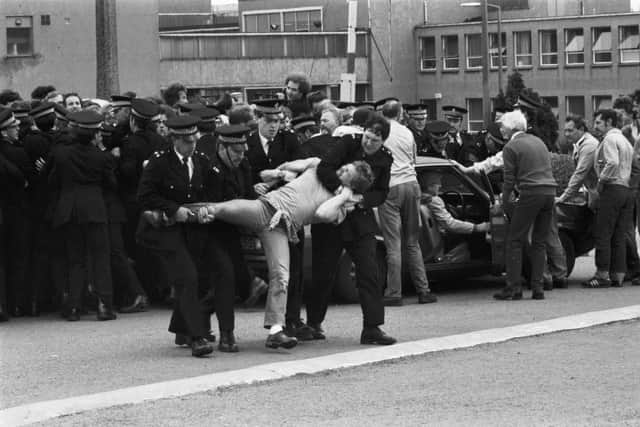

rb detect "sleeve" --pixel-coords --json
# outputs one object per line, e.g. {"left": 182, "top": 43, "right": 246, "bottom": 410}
{"left": 361, "top": 155, "right": 391, "bottom": 209}
{"left": 0, "top": 150, "right": 25, "bottom": 188}
{"left": 316, "top": 137, "right": 351, "bottom": 193}
{"left": 629, "top": 139, "right": 640, "bottom": 191}
{"left": 428, "top": 196, "right": 474, "bottom": 234}
{"left": 119, "top": 138, "right": 139, "bottom": 187}
{"left": 598, "top": 137, "right": 620, "bottom": 183}
{"left": 501, "top": 145, "right": 516, "bottom": 206}
{"left": 559, "top": 141, "right": 597, "bottom": 201}
{"left": 242, "top": 161, "right": 258, "bottom": 199}
{"left": 470, "top": 151, "right": 504, "bottom": 174}
{"left": 137, "top": 156, "right": 180, "bottom": 217}
{"left": 101, "top": 154, "right": 118, "bottom": 191}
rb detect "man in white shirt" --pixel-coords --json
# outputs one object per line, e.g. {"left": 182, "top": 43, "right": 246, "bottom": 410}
{"left": 378, "top": 100, "right": 437, "bottom": 306}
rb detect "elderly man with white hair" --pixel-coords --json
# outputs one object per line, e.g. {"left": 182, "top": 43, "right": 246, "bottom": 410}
{"left": 494, "top": 110, "right": 557, "bottom": 301}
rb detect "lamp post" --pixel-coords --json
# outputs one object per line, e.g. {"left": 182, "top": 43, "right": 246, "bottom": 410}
{"left": 461, "top": 1, "right": 503, "bottom": 123}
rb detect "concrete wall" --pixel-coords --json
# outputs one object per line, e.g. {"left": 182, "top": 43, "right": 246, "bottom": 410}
{"left": 238, "top": 0, "right": 369, "bottom": 32}
{"left": 0, "top": 0, "right": 159, "bottom": 99}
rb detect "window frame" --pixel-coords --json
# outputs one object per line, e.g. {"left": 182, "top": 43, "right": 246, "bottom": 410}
{"left": 420, "top": 36, "right": 436, "bottom": 71}
{"left": 466, "top": 98, "right": 484, "bottom": 132}
{"left": 465, "top": 33, "right": 482, "bottom": 69}
{"left": 489, "top": 32, "right": 507, "bottom": 69}
{"left": 241, "top": 7, "right": 323, "bottom": 33}
{"left": 513, "top": 31, "right": 532, "bottom": 68}
{"left": 5, "top": 16, "right": 34, "bottom": 57}
{"left": 566, "top": 96, "right": 586, "bottom": 118}
{"left": 619, "top": 25, "right": 640, "bottom": 64}
{"left": 442, "top": 34, "right": 460, "bottom": 70}
{"left": 592, "top": 95, "right": 613, "bottom": 112}
{"left": 591, "top": 26, "right": 612, "bottom": 65}
{"left": 539, "top": 29, "right": 558, "bottom": 67}
{"left": 564, "top": 28, "right": 585, "bottom": 66}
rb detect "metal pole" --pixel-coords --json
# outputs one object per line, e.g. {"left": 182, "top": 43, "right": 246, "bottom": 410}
{"left": 496, "top": 5, "right": 503, "bottom": 95}
{"left": 481, "top": 0, "right": 490, "bottom": 124}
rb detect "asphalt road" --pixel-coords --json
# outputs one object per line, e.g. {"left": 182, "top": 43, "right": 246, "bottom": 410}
{"left": 2, "top": 254, "right": 640, "bottom": 414}
{"left": 34, "top": 320, "right": 640, "bottom": 427}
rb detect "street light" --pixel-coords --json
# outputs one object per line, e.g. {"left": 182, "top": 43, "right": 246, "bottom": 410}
{"left": 461, "top": 1, "right": 503, "bottom": 123}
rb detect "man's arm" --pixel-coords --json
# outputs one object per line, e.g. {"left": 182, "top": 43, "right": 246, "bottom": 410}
{"left": 598, "top": 136, "right": 620, "bottom": 183}
{"left": 427, "top": 196, "right": 474, "bottom": 234}
{"left": 360, "top": 154, "right": 392, "bottom": 209}
{"left": 316, "top": 137, "right": 352, "bottom": 193}
{"left": 558, "top": 140, "right": 597, "bottom": 202}
{"left": 313, "top": 186, "right": 355, "bottom": 223}
{"left": 501, "top": 144, "right": 516, "bottom": 208}
{"left": 137, "top": 157, "right": 180, "bottom": 217}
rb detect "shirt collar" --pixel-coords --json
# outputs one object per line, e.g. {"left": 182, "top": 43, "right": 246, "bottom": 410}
{"left": 173, "top": 147, "right": 190, "bottom": 163}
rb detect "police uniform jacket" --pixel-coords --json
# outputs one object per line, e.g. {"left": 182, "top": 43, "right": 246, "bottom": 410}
{"left": 49, "top": 142, "right": 116, "bottom": 228}
{"left": 136, "top": 149, "right": 211, "bottom": 251}
{"left": 246, "top": 129, "right": 300, "bottom": 184}
{"left": 120, "top": 130, "right": 169, "bottom": 203}
{"left": 316, "top": 133, "right": 393, "bottom": 240}
{"left": 296, "top": 134, "right": 337, "bottom": 160}
{"left": 421, "top": 140, "right": 447, "bottom": 159}
{"left": 0, "top": 137, "right": 34, "bottom": 210}
{"left": 410, "top": 127, "right": 431, "bottom": 157}
{"left": 100, "top": 149, "right": 127, "bottom": 223}
{"left": 445, "top": 131, "right": 482, "bottom": 165}
{"left": 23, "top": 129, "right": 56, "bottom": 218}
{"left": 0, "top": 150, "right": 26, "bottom": 222}
{"left": 196, "top": 133, "right": 218, "bottom": 160}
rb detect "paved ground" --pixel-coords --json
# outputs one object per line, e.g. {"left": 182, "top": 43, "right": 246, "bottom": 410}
{"left": 33, "top": 320, "right": 640, "bottom": 427}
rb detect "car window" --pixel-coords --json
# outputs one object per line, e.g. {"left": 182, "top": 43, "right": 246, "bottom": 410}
{"left": 417, "top": 167, "right": 475, "bottom": 195}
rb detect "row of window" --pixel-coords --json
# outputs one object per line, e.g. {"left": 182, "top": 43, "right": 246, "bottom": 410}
{"left": 420, "top": 25, "right": 640, "bottom": 71}
{"left": 459, "top": 95, "right": 614, "bottom": 132}
{"left": 243, "top": 8, "right": 322, "bottom": 33}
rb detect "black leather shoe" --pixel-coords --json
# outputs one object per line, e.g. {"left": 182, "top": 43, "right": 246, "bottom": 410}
{"left": 493, "top": 288, "right": 523, "bottom": 300}
{"left": 218, "top": 330, "right": 239, "bottom": 353}
{"left": 97, "top": 301, "right": 117, "bottom": 321}
{"left": 553, "top": 277, "right": 569, "bottom": 288}
{"left": 383, "top": 296, "right": 403, "bottom": 307}
{"left": 532, "top": 290, "right": 545, "bottom": 300}
{"left": 67, "top": 308, "right": 81, "bottom": 321}
{"left": 0, "top": 306, "right": 9, "bottom": 322}
{"left": 543, "top": 281, "right": 553, "bottom": 291}
{"left": 265, "top": 331, "right": 298, "bottom": 349}
{"left": 418, "top": 292, "right": 437, "bottom": 304}
{"left": 119, "top": 295, "right": 149, "bottom": 313}
{"left": 12, "top": 306, "right": 24, "bottom": 317}
{"left": 360, "top": 327, "right": 397, "bottom": 345}
{"left": 611, "top": 280, "right": 623, "bottom": 288}
{"left": 285, "top": 320, "right": 315, "bottom": 341}
{"left": 28, "top": 300, "right": 40, "bottom": 317}
{"left": 175, "top": 333, "right": 192, "bottom": 346}
{"left": 308, "top": 323, "right": 326, "bottom": 340}
{"left": 204, "top": 331, "right": 216, "bottom": 343}
{"left": 191, "top": 338, "right": 214, "bottom": 357}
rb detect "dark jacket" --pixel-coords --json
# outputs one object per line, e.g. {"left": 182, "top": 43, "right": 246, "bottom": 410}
{"left": 136, "top": 149, "right": 211, "bottom": 251}
{"left": 316, "top": 133, "right": 393, "bottom": 240}
{"left": 296, "top": 134, "right": 337, "bottom": 160}
{"left": 49, "top": 142, "right": 116, "bottom": 227}
{"left": 23, "top": 129, "right": 56, "bottom": 218}
{"left": 100, "top": 149, "right": 127, "bottom": 223}
{"left": 119, "top": 130, "right": 169, "bottom": 203}
{"left": 0, "top": 137, "right": 34, "bottom": 209}
{"left": 246, "top": 128, "right": 300, "bottom": 184}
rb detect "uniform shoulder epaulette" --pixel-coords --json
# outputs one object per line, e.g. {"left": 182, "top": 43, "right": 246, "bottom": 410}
{"left": 152, "top": 150, "right": 166, "bottom": 158}
{"left": 380, "top": 146, "right": 392, "bottom": 156}
{"left": 211, "top": 164, "right": 220, "bottom": 174}
{"left": 194, "top": 150, "right": 210, "bottom": 161}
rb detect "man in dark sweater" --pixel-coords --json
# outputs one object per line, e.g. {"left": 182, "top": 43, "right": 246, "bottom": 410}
{"left": 494, "top": 110, "right": 557, "bottom": 301}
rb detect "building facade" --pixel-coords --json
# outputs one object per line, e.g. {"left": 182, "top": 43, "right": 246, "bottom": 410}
{"left": 1, "top": 0, "right": 159, "bottom": 99}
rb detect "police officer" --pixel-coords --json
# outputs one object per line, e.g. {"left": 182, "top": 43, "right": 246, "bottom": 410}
{"left": 422, "top": 120, "right": 451, "bottom": 159}
{"left": 309, "top": 113, "right": 397, "bottom": 345}
{"left": 192, "top": 106, "right": 220, "bottom": 159}
{"left": 442, "top": 105, "right": 487, "bottom": 165}
{"left": 201, "top": 124, "right": 254, "bottom": 352}
{"left": 405, "top": 104, "right": 431, "bottom": 156}
{"left": 49, "top": 111, "right": 117, "bottom": 321}
{"left": 136, "top": 115, "right": 213, "bottom": 357}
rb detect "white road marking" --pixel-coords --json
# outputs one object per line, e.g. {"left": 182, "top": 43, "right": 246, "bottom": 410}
{"left": 2, "top": 305, "right": 639, "bottom": 427}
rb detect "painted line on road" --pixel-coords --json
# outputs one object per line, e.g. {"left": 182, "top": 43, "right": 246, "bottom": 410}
{"left": 2, "top": 304, "right": 639, "bottom": 427}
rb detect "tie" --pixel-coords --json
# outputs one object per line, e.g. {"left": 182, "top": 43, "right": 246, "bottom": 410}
{"left": 182, "top": 157, "right": 190, "bottom": 181}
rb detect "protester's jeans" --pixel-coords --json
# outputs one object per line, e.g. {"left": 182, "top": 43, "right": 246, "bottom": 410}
{"left": 594, "top": 184, "right": 633, "bottom": 281}
{"left": 259, "top": 227, "right": 290, "bottom": 328}
{"left": 506, "top": 194, "right": 554, "bottom": 293}
{"left": 378, "top": 181, "right": 430, "bottom": 298}
{"left": 543, "top": 205, "right": 567, "bottom": 283}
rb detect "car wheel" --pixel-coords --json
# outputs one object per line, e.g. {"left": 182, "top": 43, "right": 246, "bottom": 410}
{"left": 559, "top": 230, "right": 576, "bottom": 277}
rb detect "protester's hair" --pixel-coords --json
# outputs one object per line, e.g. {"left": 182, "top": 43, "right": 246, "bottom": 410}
{"left": 44, "top": 91, "right": 62, "bottom": 102}
{"left": 631, "top": 89, "right": 640, "bottom": 105}
{"left": 162, "top": 83, "right": 186, "bottom": 107}
{"left": 31, "top": 85, "right": 56, "bottom": 100}
{"left": 321, "top": 106, "right": 341, "bottom": 124}
{"left": 613, "top": 95, "right": 634, "bottom": 115}
{"left": 594, "top": 109, "right": 618, "bottom": 127}
{"left": 214, "top": 93, "right": 233, "bottom": 113}
{"left": 0, "top": 90, "right": 21, "bottom": 106}
{"left": 34, "top": 114, "right": 56, "bottom": 132}
{"left": 159, "top": 103, "right": 177, "bottom": 119}
{"left": 288, "top": 99, "right": 311, "bottom": 117}
{"left": 306, "top": 90, "right": 327, "bottom": 107}
{"left": 499, "top": 110, "right": 527, "bottom": 132}
{"left": 364, "top": 114, "right": 391, "bottom": 140}
{"left": 228, "top": 104, "right": 254, "bottom": 125}
{"left": 63, "top": 93, "right": 81, "bottom": 106}
{"left": 349, "top": 161, "right": 375, "bottom": 194}
{"left": 565, "top": 114, "right": 586, "bottom": 132}
{"left": 381, "top": 101, "right": 402, "bottom": 119}
{"left": 285, "top": 72, "right": 311, "bottom": 96}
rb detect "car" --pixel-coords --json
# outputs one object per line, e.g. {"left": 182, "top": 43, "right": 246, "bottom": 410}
{"left": 240, "top": 157, "right": 507, "bottom": 303}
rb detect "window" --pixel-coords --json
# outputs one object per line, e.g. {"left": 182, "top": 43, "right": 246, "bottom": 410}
{"left": 40, "top": 15, "right": 50, "bottom": 26}
{"left": 419, "top": 99, "right": 438, "bottom": 120}
{"left": 566, "top": 96, "right": 585, "bottom": 117}
{"left": 565, "top": 28, "right": 584, "bottom": 65}
{"left": 514, "top": 31, "right": 532, "bottom": 67}
{"left": 539, "top": 30, "right": 557, "bottom": 66}
{"left": 592, "top": 27, "right": 612, "bottom": 64}
{"left": 466, "top": 34, "right": 482, "bottom": 68}
{"left": 421, "top": 37, "right": 436, "bottom": 70}
{"left": 466, "top": 98, "right": 484, "bottom": 132}
{"left": 6, "top": 16, "right": 33, "bottom": 57}
{"left": 442, "top": 35, "right": 459, "bottom": 69}
{"left": 283, "top": 9, "right": 321, "bottom": 32}
{"left": 593, "top": 95, "right": 612, "bottom": 111}
{"left": 489, "top": 32, "right": 507, "bottom": 68}
{"left": 243, "top": 8, "right": 322, "bottom": 33}
{"left": 619, "top": 25, "right": 640, "bottom": 63}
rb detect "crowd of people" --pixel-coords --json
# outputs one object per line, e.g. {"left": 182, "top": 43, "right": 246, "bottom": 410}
{"left": 1, "top": 74, "right": 640, "bottom": 358}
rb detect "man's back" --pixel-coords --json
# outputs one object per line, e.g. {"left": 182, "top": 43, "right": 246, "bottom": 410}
{"left": 384, "top": 120, "right": 416, "bottom": 187}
